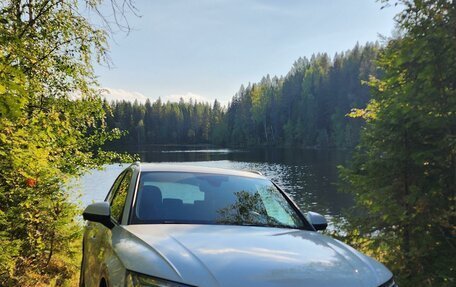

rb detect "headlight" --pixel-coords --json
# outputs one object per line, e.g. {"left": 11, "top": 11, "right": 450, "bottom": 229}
{"left": 379, "top": 277, "right": 398, "bottom": 287}
{"left": 126, "top": 271, "right": 194, "bottom": 287}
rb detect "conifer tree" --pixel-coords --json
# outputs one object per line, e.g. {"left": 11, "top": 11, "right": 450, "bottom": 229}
{"left": 339, "top": 1, "right": 455, "bottom": 285}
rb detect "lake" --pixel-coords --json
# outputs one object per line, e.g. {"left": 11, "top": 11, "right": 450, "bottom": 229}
{"left": 76, "top": 147, "right": 353, "bottom": 226}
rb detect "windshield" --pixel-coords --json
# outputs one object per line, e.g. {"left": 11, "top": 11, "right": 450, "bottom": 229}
{"left": 131, "top": 172, "right": 305, "bottom": 229}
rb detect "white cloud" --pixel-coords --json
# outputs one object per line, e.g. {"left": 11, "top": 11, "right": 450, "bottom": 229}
{"left": 100, "top": 87, "right": 150, "bottom": 103}
{"left": 99, "top": 88, "right": 216, "bottom": 105}
{"left": 162, "top": 92, "right": 212, "bottom": 104}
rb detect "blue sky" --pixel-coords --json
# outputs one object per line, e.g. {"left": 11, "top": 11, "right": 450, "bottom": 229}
{"left": 94, "top": 0, "right": 401, "bottom": 105}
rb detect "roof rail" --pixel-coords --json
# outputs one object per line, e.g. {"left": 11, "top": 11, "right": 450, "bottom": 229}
{"left": 247, "top": 170, "right": 263, "bottom": 176}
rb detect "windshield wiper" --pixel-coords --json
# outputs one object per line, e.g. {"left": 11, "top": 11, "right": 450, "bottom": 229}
{"left": 263, "top": 223, "right": 298, "bottom": 229}
{"left": 226, "top": 222, "right": 298, "bottom": 229}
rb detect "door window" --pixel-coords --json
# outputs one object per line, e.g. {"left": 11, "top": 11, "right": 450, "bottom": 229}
{"left": 106, "top": 172, "right": 125, "bottom": 202}
{"left": 110, "top": 170, "right": 132, "bottom": 223}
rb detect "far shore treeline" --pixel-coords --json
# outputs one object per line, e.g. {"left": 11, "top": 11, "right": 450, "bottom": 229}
{"left": 103, "top": 43, "right": 378, "bottom": 149}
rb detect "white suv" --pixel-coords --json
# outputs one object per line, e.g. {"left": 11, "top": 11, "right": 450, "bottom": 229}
{"left": 81, "top": 162, "right": 397, "bottom": 287}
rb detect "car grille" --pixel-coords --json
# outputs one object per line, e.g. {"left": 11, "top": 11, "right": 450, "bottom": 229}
{"left": 379, "top": 277, "right": 398, "bottom": 287}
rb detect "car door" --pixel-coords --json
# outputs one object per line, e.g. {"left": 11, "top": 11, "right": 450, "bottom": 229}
{"left": 97, "top": 169, "right": 133, "bottom": 286}
{"left": 83, "top": 171, "right": 126, "bottom": 287}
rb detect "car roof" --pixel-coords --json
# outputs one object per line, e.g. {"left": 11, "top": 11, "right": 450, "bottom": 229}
{"left": 132, "top": 162, "right": 266, "bottom": 179}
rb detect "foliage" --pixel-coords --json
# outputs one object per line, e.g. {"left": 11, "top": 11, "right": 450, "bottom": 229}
{"left": 224, "top": 44, "right": 380, "bottom": 148}
{"left": 0, "top": 0, "right": 132, "bottom": 286}
{"left": 338, "top": 1, "right": 456, "bottom": 286}
{"left": 103, "top": 98, "right": 225, "bottom": 148}
{"left": 103, "top": 43, "right": 380, "bottom": 149}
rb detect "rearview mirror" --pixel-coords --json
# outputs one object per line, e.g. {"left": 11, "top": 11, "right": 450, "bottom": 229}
{"left": 306, "top": 211, "right": 328, "bottom": 231}
{"left": 82, "top": 202, "right": 114, "bottom": 229}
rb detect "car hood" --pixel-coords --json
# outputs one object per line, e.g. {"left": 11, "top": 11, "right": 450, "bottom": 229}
{"left": 114, "top": 224, "right": 392, "bottom": 287}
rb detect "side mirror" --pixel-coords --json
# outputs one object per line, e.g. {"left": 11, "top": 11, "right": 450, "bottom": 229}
{"left": 306, "top": 211, "right": 328, "bottom": 231}
{"left": 83, "top": 202, "right": 114, "bottom": 229}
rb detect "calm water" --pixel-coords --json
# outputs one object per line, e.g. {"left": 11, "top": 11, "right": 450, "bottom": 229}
{"left": 76, "top": 147, "right": 353, "bottom": 225}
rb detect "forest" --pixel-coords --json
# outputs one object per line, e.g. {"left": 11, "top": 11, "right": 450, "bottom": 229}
{"left": 0, "top": 0, "right": 454, "bottom": 286}
{"left": 103, "top": 43, "right": 379, "bottom": 149}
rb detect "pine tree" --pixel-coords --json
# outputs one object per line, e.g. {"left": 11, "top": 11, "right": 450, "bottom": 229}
{"left": 339, "top": 1, "right": 456, "bottom": 285}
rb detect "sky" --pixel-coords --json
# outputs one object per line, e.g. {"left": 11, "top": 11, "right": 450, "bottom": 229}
{"left": 94, "top": 0, "right": 401, "bottom": 106}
